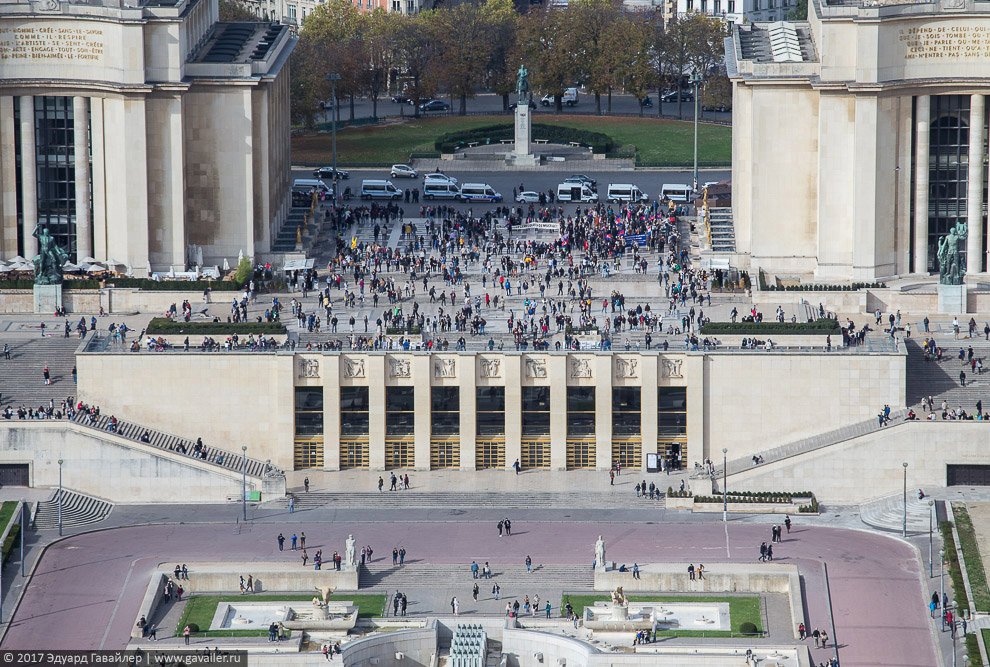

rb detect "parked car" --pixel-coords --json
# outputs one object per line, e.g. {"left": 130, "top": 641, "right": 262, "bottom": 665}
{"left": 515, "top": 191, "right": 540, "bottom": 203}
{"left": 313, "top": 166, "right": 349, "bottom": 180}
{"left": 390, "top": 164, "right": 419, "bottom": 179}
{"left": 661, "top": 90, "right": 693, "bottom": 103}
{"left": 508, "top": 100, "right": 537, "bottom": 111}
{"left": 418, "top": 99, "right": 450, "bottom": 112}
{"left": 564, "top": 174, "right": 597, "bottom": 189}
{"left": 540, "top": 88, "right": 579, "bottom": 107}
{"left": 702, "top": 102, "right": 731, "bottom": 112}
{"left": 540, "top": 94, "right": 555, "bottom": 106}
{"left": 391, "top": 94, "right": 411, "bottom": 104}
{"left": 423, "top": 172, "right": 458, "bottom": 185}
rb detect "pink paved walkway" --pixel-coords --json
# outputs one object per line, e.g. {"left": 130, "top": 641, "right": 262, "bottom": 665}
{"left": 2, "top": 522, "right": 934, "bottom": 667}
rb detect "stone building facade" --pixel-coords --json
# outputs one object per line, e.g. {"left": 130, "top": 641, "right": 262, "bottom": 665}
{"left": 727, "top": 0, "right": 990, "bottom": 282}
{"left": 0, "top": 0, "right": 295, "bottom": 275}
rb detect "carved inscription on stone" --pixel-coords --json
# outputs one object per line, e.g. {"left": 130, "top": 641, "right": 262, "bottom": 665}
{"left": 0, "top": 24, "right": 106, "bottom": 61}
{"left": 525, "top": 357, "right": 547, "bottom": 378}
{"left": 615, "top": 358, "right": 638, "bottom": 378}
{"left": 343, "top": 357, "right": 365, "bottom": 378}
{"left": 435, "top": 358, "right": 456, "bottom": 378}
{"left": 570, "top": 358, "right": 592, "bottom": 378}
{"left": 661, "top": 358, "right": 683, "bottom": 379}
{"left": 899, "top": 24, "right": 990, "bottom": 60}
{"left": 298, "top": 358, "right": 320, "bottom": 378}
{"left": 389, "top": 358, "right": 411, "bottom": 378}
{"left": 480, "top": 358, "right": 501, "bottom": 378}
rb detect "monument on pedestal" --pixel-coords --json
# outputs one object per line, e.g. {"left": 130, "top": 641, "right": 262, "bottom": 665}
{"left": 595, "top": 535, "right": 607, "bottom": 570}
{"left": 937, "top": 221, "right": 968, "bottom": 314}
{"left": 32, "top": 225, "right": 66, "bottom": 315}
{"left": 510, "top": 64, "right": 538, "bottom": 167}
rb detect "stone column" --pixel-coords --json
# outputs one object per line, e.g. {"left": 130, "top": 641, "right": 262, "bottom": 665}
{"left": 503, "top": 356, "right": 522, "bottom": 470}
{"left": 913, "top": 95, "right": 931, "bottom": 274}
{"left": 640, "top": 356, "right": 659, "bottom": 471}
{"left": 368, "top": 359, "right": 387, "bottom": 470}
{"left": 73, "top": 96, "right": 92, "bottom": 262}
{"left": 322, "top": 355, "right": 341, "bottom": 471}
{"left": 459, "top": 359, "right": 477, "bottom": 470}
{"left": 412, "top": 355, "right": 432, "bottom": 470}
{"left": 969, "top": 94, "right": 986, "bottom": 274}
{"left": 594, "top": 356, "right": 612, "bottom": 470}
{"left": 549, "top": 355, "right": 568, "bottom": 471}
{"left": 18, "top": 96, "right": 37, "bottom": 259}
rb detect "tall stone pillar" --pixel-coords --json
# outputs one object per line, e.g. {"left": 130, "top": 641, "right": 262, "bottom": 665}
{"left": 913, "top": 95, "right": 931, "bottom": 274}
{"left": 413, "top": 355, "right": 432, "bottom": 470}
{"left": 503, "top": 356, "right": 522, "bottom": 470}
{"left": 18, "top": 96, "right": 37, "bottom": 259}
{"left": 73, "top": 97, "right": 92, "bottom": 262}
{"left": 969, "top": 95, "right": 986, "bottom": 274}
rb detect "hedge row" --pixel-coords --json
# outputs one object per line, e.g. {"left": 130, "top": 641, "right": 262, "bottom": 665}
{"left": 145, "top": 318, "right": 287, "bottom": 335}
{"left": 699, "top": 319, "right": 840, "bottom": 335}
{"left": 435, "top": 123, "right": 616, "bottom": 154}
{"left": 757, "top": 269, "right": 884, "bottom": 292}
{"left": 1, "top": 524, "right": 19, "bottom": 565}
{"left": 941, "top": 520, "right": 971, "bottom": 617}
{"left": 0, "top": 279, "right": 100, "bottom": 290}
{"left": 0, "top": 278, "right": 242, "bottom": 292}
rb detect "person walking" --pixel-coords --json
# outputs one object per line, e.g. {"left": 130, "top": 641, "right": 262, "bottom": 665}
{"left": 697, "top": 564, "right": 704, "bottom": 580}
{"left": 812, "top": 627, "right": 820, "bottom": 648}
{"left": 302, "top": 550, "right": 309, "bottom": 567}
{"left": 278, "top": 533, "right": 285, "bottom": 551}
{"left": 526, "top": 555, "right": 532, "bottom": 573}
{"left": 291, "top": 534, "right": 298, "bottom": 550}
{"left": 492, "top": 582, "right": 500, "bottom": 600}
{"left": 546, "top": 601, "right": 552, "bottom": 618}
{"left": 148, "top": 624, "right": 158, "bottom": 641}
{"left": 471, "top": 561, "right": 479, "bottom": 578}
{"left": 43, "top": 365, "right": 50, "bottom": 385}
{"left": 472, "top": 583, "right": 479, "bottom": 601}
{"left": 184, "top": 625, "right": 191, "bottom": 645}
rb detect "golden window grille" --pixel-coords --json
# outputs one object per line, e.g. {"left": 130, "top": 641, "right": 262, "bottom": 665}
{"left": 385, "top": 439, "right": 414, "bottom": 469}
{"left": 340, "top": 438, "right": 370, "bottom": 469}
{"left": 520, "top": 438, "right": 552, "bottom": 469}
{"left": 475, "top": 438, "right": 506, "bottom": 469}
{"left": 293, "top": 436, "right": 324, "bottom": 470}
{"left": 611, "top": 438, "right": 642, "bottom": 469}
{"left": 566, "top": 438, "right": 596, "bottom": 469}
{"left": 430, "top": 438, "right": 461, "bottom": 469}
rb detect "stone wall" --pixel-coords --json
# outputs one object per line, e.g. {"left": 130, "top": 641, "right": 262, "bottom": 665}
{"left": 0, "top": 422, "right": 280, "bottom": 503}
{"left": 343, "top": 620, "right": 437, "bottom": 667}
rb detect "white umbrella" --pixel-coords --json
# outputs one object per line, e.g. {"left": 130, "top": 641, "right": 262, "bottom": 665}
{"left": 0, "top": 264, "right": 13, "bottom": 273}
{"left": 61, "top": 262, "right": 81, "bottom": 273}
{"left": 223, "top": 258, "right": 230, "bottom": 272}
{"left": 82, "top": 262, "right": 106, "bottom": 273}
{"left": 79, "top": 256, "right": 98, "bottom": 265}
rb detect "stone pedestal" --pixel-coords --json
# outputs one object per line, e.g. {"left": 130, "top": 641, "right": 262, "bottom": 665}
{"left": 938, "top": 283, "right": 968, "bottom": 314}
{"left": 513, "top": 104, "right": 532, "bottom": 159}
{"left": 33, "top": 284, "right": 62, "bottom": 315}
{"left": 611, "top": 604, "right": 629, "bottom": 620}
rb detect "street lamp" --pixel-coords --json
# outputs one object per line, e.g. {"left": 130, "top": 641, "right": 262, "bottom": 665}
{"left": 722, "top": 447, "right": 728, "bottom": 523}
{"left": 241, "top": 446, "right": 248, "bottom": 522}
{"left": 19, "top": 498, "right": 25, "bottom": 577}
{"left": 902, "top": 462, "right": 908, "bottom": 537}
{"left": 929, "top": 499, "right": 935, "bottom": 578}
{"left": 940, "top": 549, "right": 946, "bottom": 631}
{"left": 690, "top": 72, "right": 704, "bottom": 193}
{"left": 57, "top": 459, "right": 63, "bottom": 537}
{"left": 326, "top": 73, "right": 342, "bottom": 195}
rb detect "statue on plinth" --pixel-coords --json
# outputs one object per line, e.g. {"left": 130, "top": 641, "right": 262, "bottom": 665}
{"left": 595, "top": 535, "right": 606, "bottom": 569}
{"left": 345, "top": 534, "right": 357, "bottom": 567}
{"left": 937, "top": 221, "right": 968, "bottom": 285}
{"left": 610, "top": 586, "right": 626, "bottom": 606}
{"left": 32, "top": 225, "right": 67, "bottom": 285}
{"left": 516, "top": 64, "right": 530, "bottom": 103}
{"left": 315, "top": 585, "right": 336, "bottom": 606}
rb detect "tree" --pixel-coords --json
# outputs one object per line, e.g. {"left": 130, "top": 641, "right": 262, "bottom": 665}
{"left": 520, "top": 5, "right": 578, "bottom": 114}
{"left": 219, "top": 0, "right": 258, "bottom": 21}
{"left": 293, "top": 0, "right": 364, "bottom": 124}
{"left": 787, "top": 0, "right": 808, "bottom": 20}
{"left": 361, "top": 9, "right": 401, "bottom": 119}
{"left": 613, "top": 14, "right": 655, "bottom": 117}
{"left": 394, "top": 13, "right": 438, "bottom": 117}
{"left": 567, "top": 0, "right": 621, "bottom": 115}
{"left": 431, "top": 3, "right": 488, "bottom": 115}
{"left": 482, "top": 0, "right": 520, "bottom": 111}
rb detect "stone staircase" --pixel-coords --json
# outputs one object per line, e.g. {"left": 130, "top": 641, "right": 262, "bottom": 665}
{"left": 266, "top": 491, "right": 659, "bottom": 511}
{"left": 69, "top": 412, "right": 278, "bottom": 479}
{"left": 273, "top": 207, "right": 308, "bottom": 253}
{"left": 33, "top": 489, "right": 113, "bottom": 530}
{"left": 709, "top": 409, "right": 908, "bottom": 481}
{"left": 905, "top": 338, "right": 990, "bottom": 411}
{"left": 0, "top": 336, "right": 82, "bottom": 409}
{"left": 359, "top": 563, "right": 595, "bottom": 591}
{"left": 859, "top": 491, "right": 935, "bottom": 533}
{"left": 707, "top": 207, "right": 736, "bottom": 253}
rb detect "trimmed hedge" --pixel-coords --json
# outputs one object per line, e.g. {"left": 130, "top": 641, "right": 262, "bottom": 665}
{"left": 2, "top": 524, "right": 20, "bottom": 565}
{"left": 386, "top": 326, "right": 422, "bottom": 335}
{"left": 0, "top": 279, "right": 100, "bottom": 290}
{"left": 110, "top": 278, "right": 243, "bottom": 292}
{"left": 145, "top": 318, "right": 286, "bottom": 335}
{"left": 758, "top": 269, "right": 884, "bottom": 292}
{"left": 435, "top": 123, "right": 616, "bottom": 154}
{"left": 699, "top": 319, "right": 840, "bottom": 335}
{"left": 739, "top": 622, "right": 758, "bottom": 635}
{"left": 942, "top": 520, "right": 970, "bottom": 617}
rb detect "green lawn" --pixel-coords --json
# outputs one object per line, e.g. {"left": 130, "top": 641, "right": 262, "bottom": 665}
{"left": 0, "top": 501, "right": 18, "bottom": 533}
{"left": 952, "top": 504, "right": 990, "bottom": 613}
{"left": 174, "top": 593, "right": 386, "bottom": 637}
{"left": 292, "top": 114, "right": 731, "bottom": 167}
{"left": 560, "top": 594, "right": 762, "bottom": 637}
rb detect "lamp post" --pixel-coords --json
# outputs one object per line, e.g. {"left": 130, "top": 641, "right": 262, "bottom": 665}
{"left": 19, "top": 498, "right": 25, "bottom": 577}
{"left": 690, "top": 72, "right": 704, "bottom": 193}
{"left": 57, "top": 459, "right": 63, "bottom": 537}
{"left": 327, "top": 73, "right": 341, "bottom": 195}
{"left": 929, "top": 499, "right": 935, "bottom": 578}
{"left": 722, "top": 447, "right": 728, "bottom": 523}
{"left": 940, "top": 549, "right": 945, "bottom": 631}
{"left": 241, "top": 446, "right": 248, "bottom": 522}
{"left": 902, "top": 462, "right": 908, "bottom": 537}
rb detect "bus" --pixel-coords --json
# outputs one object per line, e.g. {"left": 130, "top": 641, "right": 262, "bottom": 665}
{"left": 660, "top": 184, "right": 693, "bottom": 203}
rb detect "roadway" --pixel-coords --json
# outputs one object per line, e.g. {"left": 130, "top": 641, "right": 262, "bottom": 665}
{"left": 1, "top": 517, "right": 936, "bottom": 667}
{"left": 320, "top": 92, "right": 731, "bottom": 123}
{"left": 291, "top": 167, "right": 732, "bottom": 215}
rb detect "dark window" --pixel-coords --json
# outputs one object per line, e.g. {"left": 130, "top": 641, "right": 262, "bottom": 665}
{"left": 34, "top": 96, "right": 85, "bottom": 257}
{"left": 431, "top": 386, "right": 459, "bottom": 436}
{"left": 612, "top": 387, "right": 641, "bottom": 436}
{"left": 477, "top": 386, "right": 505, "bottom": 437}
{"left": 340, "top": 386, "right": 369, "bottom": 436}
{"left": 386, "top": 386, "right": 416, "bottom": 436}
{"left": 522, "top": 386, "right": 551, "bottom": 436}
{"left": 295, "top": 387, "right": 324, "bottom": 436}
{"left": 567, "top": 386, "right": 595, "bottom": 437}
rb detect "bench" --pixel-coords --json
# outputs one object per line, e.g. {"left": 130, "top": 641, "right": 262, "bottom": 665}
{"left": 467, "top": 142, "right": 479, "bottom": 148}
{"left": 534, "top": 139, "right": 549, "bottom": 145}
{"left": 500, "top": 139, "right": 514, "bottom": 144}
{"left": 568, "top": 141, "right": 583, "bottom": 148}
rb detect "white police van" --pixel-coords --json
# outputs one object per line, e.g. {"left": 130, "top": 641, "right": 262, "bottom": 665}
{"left": 458, "top": 183, "right": 502, "bottom": 203}
{"left": 360, "top": 180, "right": 402, "bottom": 200}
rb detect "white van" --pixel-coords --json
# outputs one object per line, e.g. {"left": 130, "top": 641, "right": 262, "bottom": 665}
{"left": 292, "top": 178, "right": 332, "bottom": 196}
{"left": 556, "top": 183, "right": 598, "bottom": 203}
{"left": 423, "top": 181, "right": 460, "bottom": 200}
{"left": 459, "top": 183, "right": 502, "bottom": 203}
{"left": 360, "top": 180, "right": 401, "bottom": 200}
{"left": 606, "top": 184, "right": 648, "bottom": 203}
{"left": 660, "top": 183, "right": 693, "bottom": 202}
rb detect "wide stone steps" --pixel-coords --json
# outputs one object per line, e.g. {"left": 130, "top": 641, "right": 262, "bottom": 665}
{"left": 267, "top": 491, "right": 663, "bottom": 510}
{"left": 859, "top": 492, "right": 935, "bottom": 533}
{"left": 70, "top": 412, "right": 276, "bottom": 479}
{"left": 359, "top": 563, "right": 595, "bottom": 590}
{"left": 33, "top": 489, "right": 113, "bottom": 530}
{"left": 0, "top": 336, "right": 82, "bottom": 409}
{"left": 905, "top": 339, "right": 990, "bottom": 411}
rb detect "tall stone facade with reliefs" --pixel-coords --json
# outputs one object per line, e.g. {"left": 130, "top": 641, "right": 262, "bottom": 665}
{"left": 0, "top": 0, "right": 295, "bottom": 275}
